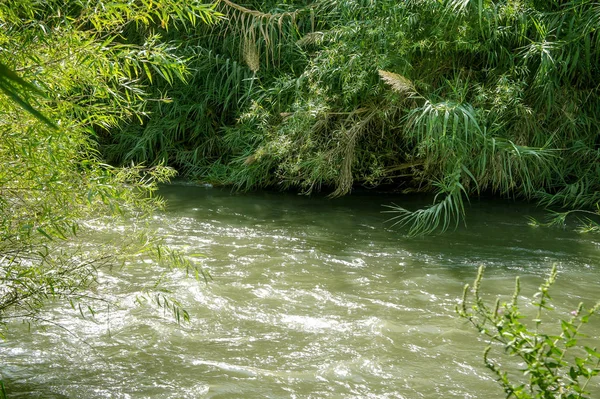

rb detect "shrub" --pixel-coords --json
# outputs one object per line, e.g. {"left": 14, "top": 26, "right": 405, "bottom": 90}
{"left": 458, "top": 265, "right": 600, "bottom": 398}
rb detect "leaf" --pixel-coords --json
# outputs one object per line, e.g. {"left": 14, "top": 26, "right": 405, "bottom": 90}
{"left": 0, "top": 63, "right": 57, "bottom": 128}
{"left": 565, "top": 338, "right": 577, "bottom": 348}
{"left": 584, "top": 347, "right": 600, "bottom": 358}
{"left": 569, "top": 366, "right": 579, "bottom": 380}
{"left": 36, "top": 227, "right": 53, "bottom": 241}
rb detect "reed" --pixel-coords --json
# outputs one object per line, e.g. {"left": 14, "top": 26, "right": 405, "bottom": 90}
{"left": 98, "top": 0, "right": 600, "bottom": 234}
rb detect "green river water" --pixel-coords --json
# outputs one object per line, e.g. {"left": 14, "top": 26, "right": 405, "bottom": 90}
{"left": 2, "top": 183, "right": 600, "bottom": 398}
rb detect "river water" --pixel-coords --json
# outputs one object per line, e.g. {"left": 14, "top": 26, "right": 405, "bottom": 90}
{"left": 2, "top": 184, "right": 600, "bottom": 398}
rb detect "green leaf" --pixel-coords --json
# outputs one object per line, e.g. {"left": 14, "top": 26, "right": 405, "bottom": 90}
{"left": 569, "top": 366, "right": 579, "bottom": 380}
{"left": 36, "top": 227, "right": 53, "bottom": 241}
{"left": 584, "top": 347, "right": 600, "bottom": 358}
{"left": 565, "top": 338, "right": 577, "bottom": 348}
{"left": 0, "top": 63, "right": 57, "bottom": 128}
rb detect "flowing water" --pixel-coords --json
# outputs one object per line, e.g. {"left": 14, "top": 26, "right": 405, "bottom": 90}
{"left": 2, "top": 184, "right": 600, "bottom": 398}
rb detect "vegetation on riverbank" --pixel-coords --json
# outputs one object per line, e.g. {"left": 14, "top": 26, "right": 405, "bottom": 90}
{"left": 8, "top": 0, "right": 596, "bottom": 236}
{"left": 97, "top": 0, "right": 600, "bottom": 235}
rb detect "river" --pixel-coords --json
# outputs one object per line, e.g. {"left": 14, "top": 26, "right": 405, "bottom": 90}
{"left": 2, "top": 183, "right": 599, "bottom": 398}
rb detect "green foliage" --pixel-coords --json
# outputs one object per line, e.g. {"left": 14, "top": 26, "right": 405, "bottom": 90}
{"left": 0, "top": 62, "right": 57, "bottom": 128}
{"left": 0, "top": 0, "right": 217, "bottom": 330}
{"left": 101, "top": 0, "right": 600, "bottom": 235}
{"left": 458, "top": 265, "right": 600, "bottom": 398}
{"left": 101, "top": 0, "right": 306, "bottom": 180}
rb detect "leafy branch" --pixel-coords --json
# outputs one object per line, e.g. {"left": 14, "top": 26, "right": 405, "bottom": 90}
{"left": 458, "top": 265, "right": 600, "bottom": 398}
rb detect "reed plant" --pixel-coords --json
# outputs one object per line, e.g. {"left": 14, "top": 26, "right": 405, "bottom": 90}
{"left": 101, "top": 0, "right": 600, "bottom": 235}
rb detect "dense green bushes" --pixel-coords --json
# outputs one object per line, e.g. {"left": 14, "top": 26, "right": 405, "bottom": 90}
{"left": 101, "top": 0, "right": 600, "bottom": 234}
